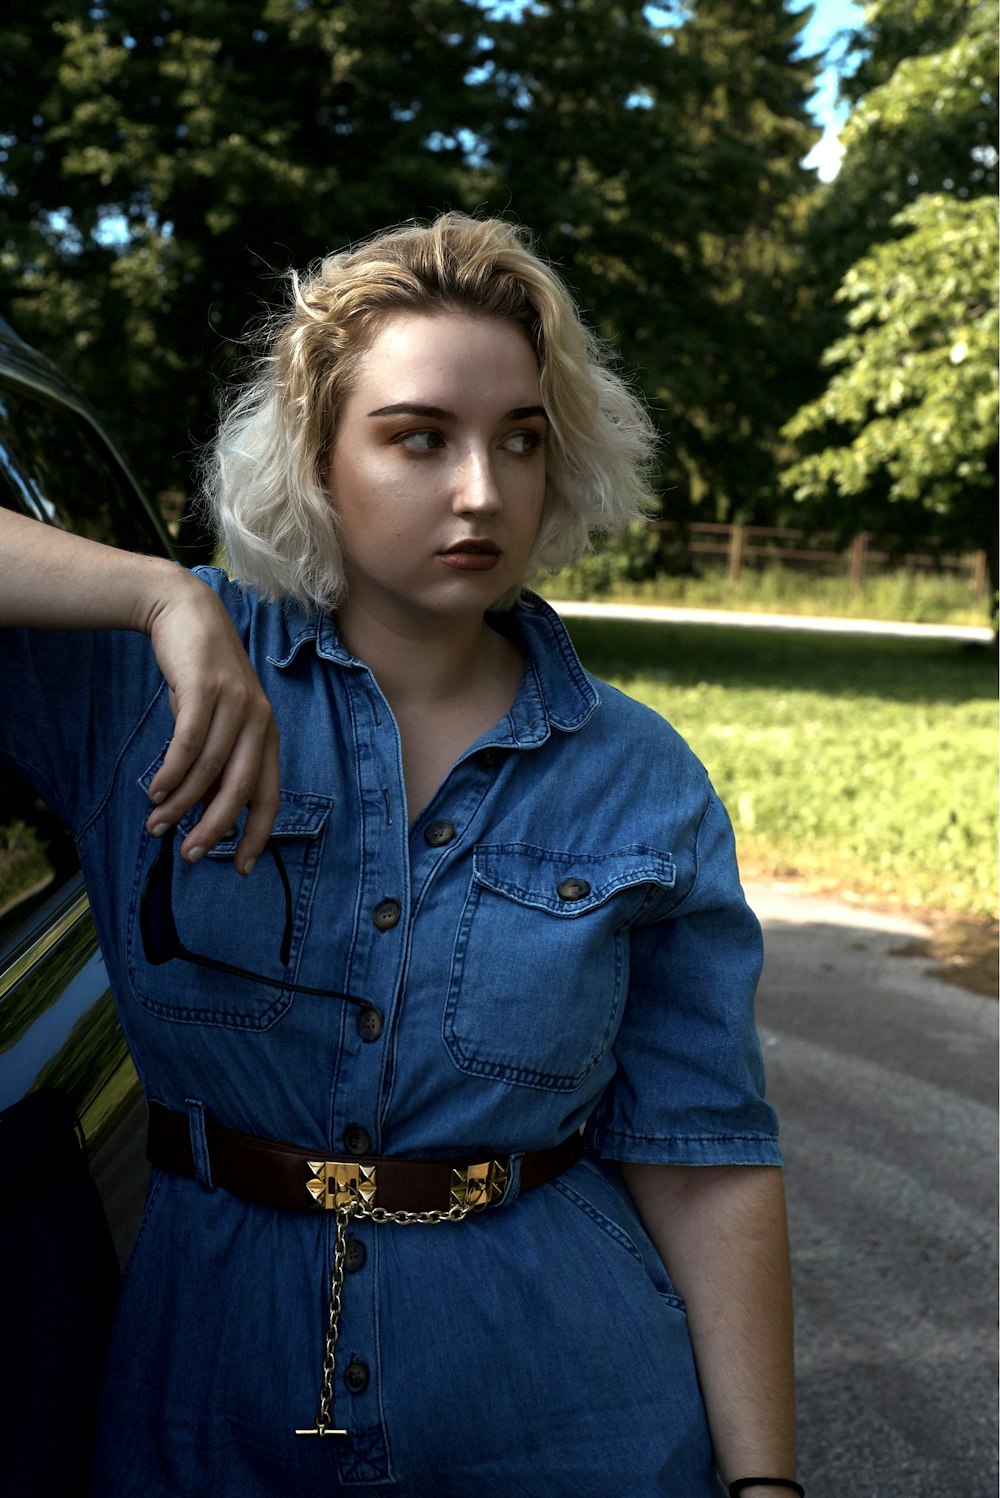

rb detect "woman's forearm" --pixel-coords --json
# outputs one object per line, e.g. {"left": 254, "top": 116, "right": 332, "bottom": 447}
{"left": 0, "top": 507, "right": 187, "bottom": 632}
{"left": 621, "top": 1161, "right": 796, "bottom": 1491}
{"left": 0, "top": 509, "right": 280, "bottom": 866}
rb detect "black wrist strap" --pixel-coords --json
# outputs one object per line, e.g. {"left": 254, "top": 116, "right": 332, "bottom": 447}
{"left": 729, "top": 1481, "right": 805, "bottom": 1497}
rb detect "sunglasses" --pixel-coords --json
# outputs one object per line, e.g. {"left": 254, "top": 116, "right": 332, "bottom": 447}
{"left": 140, "top": 828, "right": 375, "bottom": 1014}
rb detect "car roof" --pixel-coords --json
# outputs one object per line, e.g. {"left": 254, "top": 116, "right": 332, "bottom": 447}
{"left": 0, "top": 314, "right": 95, "bottom": 414}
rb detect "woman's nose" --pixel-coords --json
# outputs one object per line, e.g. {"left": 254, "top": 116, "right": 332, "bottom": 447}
{"left": 453, "top": 450, "right": 501, "bottom": 514}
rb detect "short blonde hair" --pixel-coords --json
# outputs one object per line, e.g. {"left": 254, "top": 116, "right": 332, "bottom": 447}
{"left": 203, "top": 212, "right": 657, "bottom": 612}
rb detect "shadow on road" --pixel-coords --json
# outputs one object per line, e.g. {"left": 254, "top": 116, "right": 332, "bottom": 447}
{"left": 749, "top": 884, "right": 998, "bottom": 1495}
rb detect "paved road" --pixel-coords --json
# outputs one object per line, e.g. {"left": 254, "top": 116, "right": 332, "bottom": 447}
{"left": 550, "top": 599, "right": 995, "bottom": 644}
{"left": 745, "top": 881, "right": 998, "bottom": 1496}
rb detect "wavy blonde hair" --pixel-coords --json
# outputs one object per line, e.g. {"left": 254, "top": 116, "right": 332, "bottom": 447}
{"left": 203, "top": 212, "right": 657, "bottom": 612}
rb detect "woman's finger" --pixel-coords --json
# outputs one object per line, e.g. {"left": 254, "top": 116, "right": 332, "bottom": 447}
{"left": 148, "top": 693, "right": 278, "bottom": 854}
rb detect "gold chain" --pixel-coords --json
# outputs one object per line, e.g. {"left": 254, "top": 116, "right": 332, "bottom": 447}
{"left": 296, "top": 1197, "right": 478, "bottom": 1437}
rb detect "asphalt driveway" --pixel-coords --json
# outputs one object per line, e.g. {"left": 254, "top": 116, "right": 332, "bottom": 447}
{"left": 747, "top": 880, "right": 998, "bottom": 1496}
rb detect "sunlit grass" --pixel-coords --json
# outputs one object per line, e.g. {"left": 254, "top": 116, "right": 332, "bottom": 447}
{"left": 539, "top": 563, "right": 990, "bottom": 627}
{"left": 564, "top": 617, "right": 998, "bottom": 917}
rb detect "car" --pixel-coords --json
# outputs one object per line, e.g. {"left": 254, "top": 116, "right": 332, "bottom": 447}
{"left": 0, "top": 315, "right": 176, "bottom": 1263}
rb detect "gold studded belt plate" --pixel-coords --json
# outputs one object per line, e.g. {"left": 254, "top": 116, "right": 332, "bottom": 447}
{"left": 146, "top": 1102, "right": 582, "bottom": 1215}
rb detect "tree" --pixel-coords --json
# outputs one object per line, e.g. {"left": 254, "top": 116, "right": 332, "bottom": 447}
{"left": 782, "top": 0, "right": 998, "bottom": 599}
{"left": 0, "top": 0, "right": 821, "bottom": 553}
{"left": 782, "top": 194, "right": 998, "bottom": 574}
{"left": 478, "top": 0, "right": 821, "bottom": 529}
{"left": 0, "top": 0, "right": 492, "bottom": 519}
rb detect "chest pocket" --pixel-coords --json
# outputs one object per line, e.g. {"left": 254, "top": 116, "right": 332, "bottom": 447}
{"left": 126, "top": 791, "right": 332, "bottom": 1029}
{"left": 443, "top": 843, "right": 675, "bottom": 1092}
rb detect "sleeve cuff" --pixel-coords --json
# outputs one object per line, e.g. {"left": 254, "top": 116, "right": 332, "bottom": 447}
{"left": 584, "top": 1128, "right": 783, "bottom": 1168}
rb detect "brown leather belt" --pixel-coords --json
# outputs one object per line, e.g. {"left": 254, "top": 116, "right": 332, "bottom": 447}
{"left": 146, "top": 1102, "right": 582, "bottom": 1215}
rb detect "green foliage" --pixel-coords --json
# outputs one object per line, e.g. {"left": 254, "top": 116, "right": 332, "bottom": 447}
{"left": 783, "top": 194, "right": 998, "bottom": 553}
{"left": 567, "top": 616, "right": 998, "bottom": 915}
{"left": 0, "top": 0, "right": 491, "bottom": 501}
{"left": 0, "top": 0, "right": 822, "bottom": 537}
{"left": 785, "top": 0, "right": 999, "bottom": 594}
{"left": 814, "top": 0, "right": 997, "bottom": 271}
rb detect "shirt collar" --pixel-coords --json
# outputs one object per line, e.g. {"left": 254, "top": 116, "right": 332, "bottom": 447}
{"left": 265, "top": 589, "right": 600, "bottom": 739}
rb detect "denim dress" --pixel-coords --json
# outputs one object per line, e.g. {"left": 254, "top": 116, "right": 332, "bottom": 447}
{"left": 0, "top": 578, "right": 780, "bottom": 1496}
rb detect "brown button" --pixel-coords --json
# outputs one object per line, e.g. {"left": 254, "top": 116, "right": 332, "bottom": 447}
{"left": 478, "top": 748, "right": 498, "bottom": 769}
{"left": 343, "top": 1124, "right": 371, "bottom": 1155}
{"left": 372, "top": 898, "right": 401, "bottom": 930}
{"left": 424, "top": 819, "right": 456, "bottom": 847}
{"left": 356, "top": 1007, "right": 384, "bottom": 1043}
{"left": 344, "top": 1360, "right": 369, "bottom": 1393}
{"left": 344, "top": 1237, "right": 367, "bottom": 1274}
{"left": 557, "top": 877, "right": 591, "bottom": 901}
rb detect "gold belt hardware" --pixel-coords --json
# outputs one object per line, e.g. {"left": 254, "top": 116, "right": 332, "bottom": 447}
{"left": 306, "top": 1161, "right": 377, "bottom": 1211}
{"left": 304, "top": 1157, "right": 510, "bottom": 1212}
{"left": 296, "top": 1154, "right": 510, "bottom": 1437}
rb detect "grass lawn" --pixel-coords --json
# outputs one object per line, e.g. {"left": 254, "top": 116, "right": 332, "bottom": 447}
{"left": 537, "top": 564, "right": 991, "bottom": 628}
{"left": 561, "top": 616, "right": 998, "bottom": 927}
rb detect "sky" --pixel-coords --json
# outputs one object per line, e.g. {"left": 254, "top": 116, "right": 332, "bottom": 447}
{"left": 798, "top": 0, "right": 866, "bottom": 180}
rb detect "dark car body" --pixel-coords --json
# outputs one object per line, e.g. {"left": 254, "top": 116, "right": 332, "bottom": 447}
{"left": 0, "top": 318, "right": 174, "bottom": 1259}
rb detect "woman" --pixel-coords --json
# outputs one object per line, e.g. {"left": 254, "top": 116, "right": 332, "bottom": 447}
{"left": 0, "top": 213, "right": 799, "bottom": 1497}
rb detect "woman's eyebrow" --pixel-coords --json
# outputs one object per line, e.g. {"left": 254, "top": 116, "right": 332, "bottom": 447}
{"left": 366, "top": 402, "right": 549, "bottom": 423}
{"left": 367, "top": 402, "right": 454, "bottom": 420}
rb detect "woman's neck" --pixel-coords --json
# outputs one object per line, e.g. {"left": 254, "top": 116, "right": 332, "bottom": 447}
{"left": 335, "top": 599, "right": 527, "bottom": 825}
{"left": 334, "top": 599, "right": 515, "bottom": 714}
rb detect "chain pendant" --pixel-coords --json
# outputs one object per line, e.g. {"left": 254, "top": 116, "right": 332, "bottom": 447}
{"left": 294, "top": 1186, "right": 486, "bottom": 1437}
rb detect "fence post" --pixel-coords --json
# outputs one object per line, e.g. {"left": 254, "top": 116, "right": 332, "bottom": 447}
{"left": 847, "top": 532, "right": 869, "bottom": 593}
{"left": 972, "top": 550, "right": 989, "bottom": 599}
{"left": 728, "top": 524, "right": 746, "bottom": 581}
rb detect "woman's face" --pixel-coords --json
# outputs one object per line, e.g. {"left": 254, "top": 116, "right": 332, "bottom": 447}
{"left": 326, "top": 310, "right": 547, "bottom": 629}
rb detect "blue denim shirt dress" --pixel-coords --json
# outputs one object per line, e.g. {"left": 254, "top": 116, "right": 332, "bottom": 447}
{"left": 0, "top": 575, "right": 780, "bottom": 1497}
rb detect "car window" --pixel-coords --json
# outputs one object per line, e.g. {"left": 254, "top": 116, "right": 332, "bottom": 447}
{"left": 0, "top": 373, "right": 168, "bottom": 962}
{"left": 0, "top": 380, "right": 160, "bottom": 553}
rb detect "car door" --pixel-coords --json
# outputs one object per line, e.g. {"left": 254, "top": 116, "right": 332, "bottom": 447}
{"left": 0, "top": 329, "right": 175, "bottom": 1258}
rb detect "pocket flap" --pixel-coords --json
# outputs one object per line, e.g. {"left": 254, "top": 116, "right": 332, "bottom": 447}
{"left": 186, "top": 792, "right": 331, "bottom": 855}
{"left": 473, "top": 843, "right": 675, "bottom": 916}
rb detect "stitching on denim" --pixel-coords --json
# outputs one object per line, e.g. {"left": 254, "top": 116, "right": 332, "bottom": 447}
{"left": 80, "top": 677, "right": 169, "bottom": 844}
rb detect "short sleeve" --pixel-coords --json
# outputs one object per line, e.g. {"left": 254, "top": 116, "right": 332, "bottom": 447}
{"left": 584, "top": 789, "right": 781, "bottom": 1168}
{"left": 0, "top": 624, "right": 162, "bottom": 836}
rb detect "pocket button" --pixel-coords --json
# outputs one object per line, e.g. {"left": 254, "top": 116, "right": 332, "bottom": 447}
{"left": 557, "top": 877, "right": 591, "bottom": 901}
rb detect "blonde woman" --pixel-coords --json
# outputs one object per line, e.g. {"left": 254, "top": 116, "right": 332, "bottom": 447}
{"left": 0, "top": 214, "right": 798, "bottom": 1497}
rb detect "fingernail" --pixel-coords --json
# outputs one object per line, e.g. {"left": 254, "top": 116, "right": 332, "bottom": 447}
{"left": 242, "top": 858, "right": 257, "bottom": 877}
{"left": 150, "top": 822, "right": 170, "bottom": 838}
{"left": 184, "top": 846, "right": 205, "bottom": 864}
{"left": 149, "top": 791, "right": 166, "bottom": 806}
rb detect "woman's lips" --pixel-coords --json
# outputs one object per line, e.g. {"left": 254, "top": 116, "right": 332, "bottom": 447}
{"left": 438, "top": 542, "right": 501, "bottom": 572}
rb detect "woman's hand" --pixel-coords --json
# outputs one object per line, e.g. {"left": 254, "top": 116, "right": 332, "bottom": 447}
{"left": 144, "top": 573, "right": 280, "bottom": 874}
{"left": 0, "top": 510, "right": 280, "bottom": 872}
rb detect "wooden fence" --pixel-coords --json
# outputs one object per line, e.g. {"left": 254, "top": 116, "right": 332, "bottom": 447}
{"left": 651, "top": 521, "right": 990, "bottom": 598}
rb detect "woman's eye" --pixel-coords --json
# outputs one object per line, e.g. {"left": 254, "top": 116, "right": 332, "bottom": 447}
{"left": 504, "top": 430, "right": 544, "bottom": 456}
{"left": 398, "top": 430, "right": 445, "bottom": 452}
